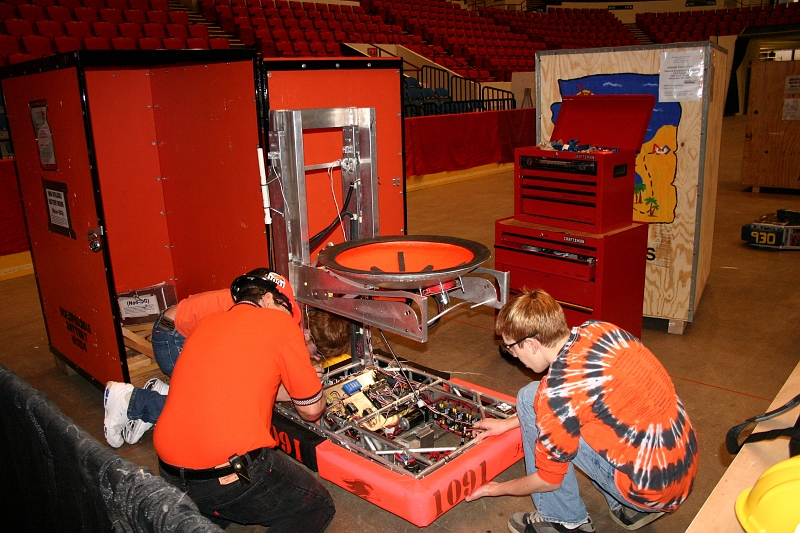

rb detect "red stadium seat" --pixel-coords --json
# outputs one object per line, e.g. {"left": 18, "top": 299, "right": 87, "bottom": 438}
{"left": 92, "top": 22, "right": 120, "bottom": 38}
{"left": 99, "top": 8, "right": 123, "bottom": 23}
{"left": 292, "top": 40, "right": 310, "bottom": 54}
{"left": 0, "top": 35, "right": 22, "bottom": 56}
{"left": 209, "top": 37, "right": 230, "bottom": 48}
{"left": 0, "top": 3, "right": 14, "bottom": 18}
{"left": 145, "top": 10, "right": 167, "bottom": 24}
{"left": 168, "top": 11, "right": 189, "bottom": 25}
{"left": 73, "top": 7, "right": 99, "bottom": 23}
{"left": 8, "top": 53, "right": 39, "bottom": 64}
{"left": 166, "top": 23, "right": 188, "bottom": 39}
{"left": 124, "top": 9, "right": 147, "bottom": 24}
{"left": 64, "top": 20, "right": 92, "bottom": 38}
{"left": 137, "top": 36, "right": 161, "bottom": 49}
{"left": 54, "top": 35, "right": 82, "bottom": 52}
{"left": 129, "top": 0, "right": 150, "bottom": 11}
{"left": 143, "top": 22, "right": 165, "bottom": 39}
{"left": 309, "top": 40, "right": 325, "bottom": 55}
{"left": 83, "top": 36, "right": 111, "bottom": 49}
{"left": 111, "top": 36, "right": 137, "bottom": 49}
{"left": 106, "top": 0, "right": 129, "bottom": 10}
{"left": 186, "top": 37, "right": 209, "bottom": 48}
{"left": 275, "top": 40, "right": 293, "bottom": 55}
{"left": 45, "top": 5, "right": 73, "bottom": 22}
{"left": 161, "top": 37, "right": 185, "bottom": 49}
{"left": 119, "top": 22, "right": 144, "bottom": 39}
{"left": 17, "top": 4, "right": 46, "bottom": 22}
{"left": 4, "top": 19, "right": 35, "bottom": 37}
{"left": 189, "top": 25, "right": 209, "bottom": 39}
{"left": 35, "top": 20, "right": 65, "bottom": 38}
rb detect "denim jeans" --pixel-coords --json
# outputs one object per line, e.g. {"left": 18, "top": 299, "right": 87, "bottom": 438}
{"left": 124, "top": 310, "right": 184, "bottom": 424}
{"left": 517, "top": 381, "right": 654, "bottom": 528}
{"left": 127, "top": 387, "right": 166, "bottom": 424}
{"left": 159, "top": 448, "right": 335, "bottom": 533}
{"left": 151, "top": 310, "right": 185, "bottom": 377}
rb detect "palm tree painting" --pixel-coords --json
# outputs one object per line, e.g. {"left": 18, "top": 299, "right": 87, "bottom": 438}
{"left": 645, "top": 196, "right": 659, "bottom": 217}
{"left": 634, "top": 182, "right": 647, "bottom": 204}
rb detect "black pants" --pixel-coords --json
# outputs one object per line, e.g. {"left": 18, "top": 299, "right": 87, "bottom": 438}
{"left": 159, "top": 448, "right": 335, "bottom": 532}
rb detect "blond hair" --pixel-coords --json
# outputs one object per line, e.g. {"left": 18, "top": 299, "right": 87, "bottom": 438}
{"left": 495, "top": 288, "right": 570, "bottom": 349}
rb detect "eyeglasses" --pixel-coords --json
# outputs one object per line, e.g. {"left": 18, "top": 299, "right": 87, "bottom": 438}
{"left": 500, "top": 332, "right": 538, "bottom": 354}
{"left": 273, "top": 293, "right": 293, "bottom": 316}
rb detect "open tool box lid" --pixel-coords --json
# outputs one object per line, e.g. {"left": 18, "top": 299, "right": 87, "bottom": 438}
{"left": 549, "top": 94, "right": 655, "bottom": 152}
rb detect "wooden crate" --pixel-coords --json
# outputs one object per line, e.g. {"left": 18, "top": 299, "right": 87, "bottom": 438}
{"left": 536, "top": 43, "right": 728, "bottom": 333}
{"left": 742, "top": 60, "right": 800, "bottom": 191}
{"left": 121, "top": 322, "right": 168, "bottom": 388}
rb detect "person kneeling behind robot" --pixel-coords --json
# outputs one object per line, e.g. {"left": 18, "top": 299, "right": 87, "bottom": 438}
{"left": 103, "top": 269, "right": 350, "bottom": 448}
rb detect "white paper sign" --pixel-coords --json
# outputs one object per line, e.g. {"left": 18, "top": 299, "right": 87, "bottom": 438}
{"left": 45, "top": 188, "right": 69, "bottom": 229}
{"left": 786, "top": 76, "right": 800, "bottom": 94}
{"left": 659, "top": 49, "right": 705, "bottom": 102}
{"left": 118, "top": 293, "right": 160, "bottom": 319}
{"left": 782, "top": 98, "right": 800, "bottom": 121}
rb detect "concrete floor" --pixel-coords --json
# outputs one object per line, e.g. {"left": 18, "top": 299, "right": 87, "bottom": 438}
{"left": 2, "top": 114, "right": 800, "bottom": 532}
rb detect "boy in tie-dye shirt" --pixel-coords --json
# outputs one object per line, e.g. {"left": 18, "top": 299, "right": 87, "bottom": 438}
{"left": 465, "top": 289, "right": 698, "bottom": 533}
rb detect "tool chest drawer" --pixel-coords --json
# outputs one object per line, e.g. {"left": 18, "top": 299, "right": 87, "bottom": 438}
{"left": 495, "top": 257, "right": 596, "bottom": 311}
{"left": 515, "top": 148, "right": 636, "bottom": 234}
{"left": 494, "top": 234, "right": 596, "bottom": 282}
{"left": 495, "top": 217, "right": 648, "bottom": 337}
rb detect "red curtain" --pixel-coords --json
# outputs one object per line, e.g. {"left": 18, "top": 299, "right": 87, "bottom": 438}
{"left": 404, "top": 108, "right": 537, "bottom": 176}
{"left": 0, "top": 159, "right": 29, "bottom": 256}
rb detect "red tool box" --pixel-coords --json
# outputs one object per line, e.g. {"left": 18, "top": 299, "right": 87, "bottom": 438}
{"left": 495, "top": 216, "right": 648, "bottom": 338}
{"left": 514, "top": 94, "right": 655, "bottom": 234}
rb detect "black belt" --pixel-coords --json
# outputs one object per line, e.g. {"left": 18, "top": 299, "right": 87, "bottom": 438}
{"left": 159, "top": 448, "right": 264, "bottom": 481}
{"left": 158, "top": 315, "right": 175, "bottom": 331}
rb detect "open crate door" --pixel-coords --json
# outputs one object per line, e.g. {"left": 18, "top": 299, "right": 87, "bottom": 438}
{"left": 2, "top": 67, "right": 127, "bottom": 384}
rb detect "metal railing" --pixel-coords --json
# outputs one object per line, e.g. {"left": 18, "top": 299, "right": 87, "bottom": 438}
{"left": 482, "top": 86, "right": 517, "bottom": 110}
{"left": 403, "top": 65, "right": 517, "bottom": 117}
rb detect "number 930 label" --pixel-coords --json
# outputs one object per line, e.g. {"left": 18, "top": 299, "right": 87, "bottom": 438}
{"left": 749, "top": 230, "right": 779, "bottom": 246}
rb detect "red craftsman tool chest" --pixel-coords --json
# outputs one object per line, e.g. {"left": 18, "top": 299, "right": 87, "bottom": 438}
{"left": 495, "top": 216, "right": 648, "bottom": 337}
{"left": 514, "top": 94, "right": 655, "bottom": 234}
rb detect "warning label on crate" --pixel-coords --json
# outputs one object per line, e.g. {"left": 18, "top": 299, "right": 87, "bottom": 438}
{"left": 118, "top": 293, "right": 160, "bottom": 319}
{"left": 30, "top": 100, "right": 57, "bottom": 171}
{"left": 782, "top": 98, "right": 800, "bottom": 121}
{"left": 786, "top": 75, "right": 800, "bottom": 94}
{"left": 42, "top": 178, "right": 75, "bottom": 239}
{"left": 61, "top": 306, "right": 91, "bottom": 352}
{"left": 659, "top": 49, "right": 704, "bottom": 103}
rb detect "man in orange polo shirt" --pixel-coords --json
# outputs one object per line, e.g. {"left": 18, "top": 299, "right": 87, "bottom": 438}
{"left": 153, "top": 268, "right": 335, "bottom": 532}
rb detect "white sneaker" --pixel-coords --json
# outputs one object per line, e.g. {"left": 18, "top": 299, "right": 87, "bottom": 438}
{"left": 144, "top": 377, "right": 169, "bottom": 395}
{"left": 121, "top": 378, "right": 169, "bottom": 445}
{"left": 103, "top": 382, "right": 133, "bottom": 448}
{"left": 121, "top": 418, "right": 152, "bottom": 445}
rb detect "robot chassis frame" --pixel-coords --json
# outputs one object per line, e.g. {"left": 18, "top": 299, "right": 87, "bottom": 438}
{"left": 263, "top": 106, "right": 514, "bottom": 477}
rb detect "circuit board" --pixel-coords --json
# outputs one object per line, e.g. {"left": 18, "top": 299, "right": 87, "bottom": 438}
{"left": 317, "top": 356, "right": 516, "bottom": 476}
